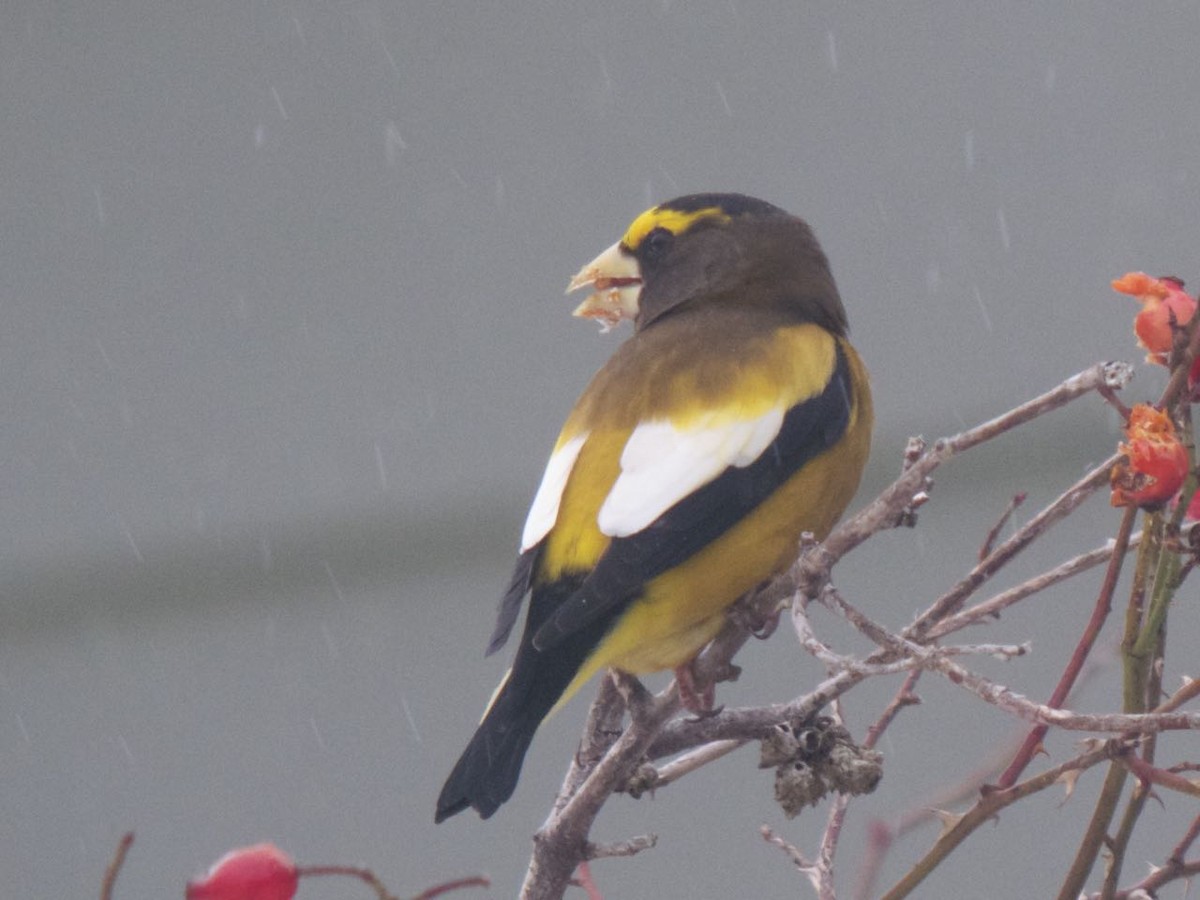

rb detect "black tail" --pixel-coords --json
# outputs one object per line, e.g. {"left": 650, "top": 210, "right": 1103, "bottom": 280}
{"left": 434, "top": 667, "right": 549, "bottom": 822}
{"left": 435, "top": 577, "right": 620, "bottom": 822}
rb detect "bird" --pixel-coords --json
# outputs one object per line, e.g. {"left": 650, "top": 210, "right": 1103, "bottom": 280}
{"left": 435, "top": 192, "right": 872, "bottom": 823}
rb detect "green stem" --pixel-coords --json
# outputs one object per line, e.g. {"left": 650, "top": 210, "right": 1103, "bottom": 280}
{"left": 1122, "top": 513, "right": 1161, "bottom": 710}
{"left": 1100, "top": 628, "right": 1165, "bottom": 899}
{"left": 1055, "top": 508, "right": 1160, "bottom": 900}
{"left": 1132, "top": 523, "right": 1180, "bottom": 658}
{"left": 1056, "top": 762, "right": 1129, "bottom": 900}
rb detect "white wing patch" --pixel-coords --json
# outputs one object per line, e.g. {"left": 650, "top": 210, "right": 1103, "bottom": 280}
{"left": 597, "top": 406, "right": 786, "bottom": 538}
{"left": 520, "top": 433, "right": 588, "bottom": 552}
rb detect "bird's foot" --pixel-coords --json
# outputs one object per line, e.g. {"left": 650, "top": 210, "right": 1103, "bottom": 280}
{"left": 674, "top": 661, "right": 722, "bottom": 719}
{"left": 570, "top": 860, "right": 605, "bottom": 900}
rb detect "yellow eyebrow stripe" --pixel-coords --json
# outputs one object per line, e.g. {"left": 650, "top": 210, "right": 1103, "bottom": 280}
{"left": 621, "top": 205, "right": 730, "bottom": 251}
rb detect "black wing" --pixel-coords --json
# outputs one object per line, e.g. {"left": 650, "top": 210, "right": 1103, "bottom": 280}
{"left": 485, "top": 546, "right": 538, "bottom": 656}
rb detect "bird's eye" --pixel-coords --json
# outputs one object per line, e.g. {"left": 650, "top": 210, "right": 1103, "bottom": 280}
{"left": 642, "top": 227, "right": 674, "bottom": 261}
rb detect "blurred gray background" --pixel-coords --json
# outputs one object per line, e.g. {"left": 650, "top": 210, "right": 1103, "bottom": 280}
{"left": 3, "top": 3, "right": 1199, "bottom": 898}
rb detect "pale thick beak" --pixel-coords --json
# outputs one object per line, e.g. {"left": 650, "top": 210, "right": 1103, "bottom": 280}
{"left": 566, "top": 241, "right": 643, "bottom": 331}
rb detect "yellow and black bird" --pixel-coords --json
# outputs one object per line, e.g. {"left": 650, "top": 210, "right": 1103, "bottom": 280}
{"left": 435, "top": 193, "right": 872, "bottom": 823}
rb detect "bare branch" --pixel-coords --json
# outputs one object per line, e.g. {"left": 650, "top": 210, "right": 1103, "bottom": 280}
{"left": 929, "top": 532, "right": 1142, "bottom": 639}
{"left": 1121, "top": 753, "right": 1200, "bottom": 798}
{"left": 909, "top": 453, "right": 1120, "bottom": 637}
{"left": 1168, "top": 814, "right": 1200, "bottom": 869}
{"left": 1108, "top": 858, "right": 1200, "bottom": 900}
{"left": 782, "top": 363, "right": 1133, "bottom": 605}
{"left": 919, "top": 650, "right": 1200, "bottom": 733}
{"left": 553, "top": 674, "right": 627, "bottom": 817}
{"left": 979, "top": 493, "right": 1026, "bottom": 561}
{"left": 881, "top": 740, "right": 1130, "bottom": 900}
{"left": 816, "top": 679, "right": 921, "bottom": 900}
{"left": 761, "top": 825, "right": 824, "bottom": 896}
{"left": 996, "top": 505, "right": 1139, "bottom": 788}
{"left": 647, "top": 739, "right": 744, "bottom": 789}
{"left": 1158, "top": 676, "right": 1200, "bottom": 714}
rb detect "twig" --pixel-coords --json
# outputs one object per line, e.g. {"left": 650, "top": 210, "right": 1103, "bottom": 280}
{"left": 816, "top": 585, "right": 1030, "bottom": 671}
{"left": 880, "top": 741, "right": 1130, "bottom": 900}
{"left": 814, "top": 795, "right": 847, "bottom": 900}
{"left": 859, "top": 646, "right": 1111, "bottom": 898}
{"left": 632, "top": 633, "right": 1015, "bottom": 802}
{"left": 583, "top": 835, "right": 657, "bottom": 860}
{"left": 929, "top": 532, "right": 1142, "bottom": 640}
{"left": 854, "top": 725, "right": 1029, "bottom": 900}
{"left": 996, "top": 505, "right": 1139, "bottom": 788}
{"left": 827, "top": 671, "right": 922, "bottom": 900}
{"left": 823, "top": 576, "right": 1195, "bottom": 733}
{"left": 1169, "top": 814, "right": 1200, "bottom": 868}
{"left": 646, "top": 739, "right": 744, "bottom": 789}
{"left": 1158, "top": 676, "right": 1200, "bottom": 714}
{"left": 791, "top": 362, "right": 1132, "bottom": 600}
{"left": 863, "top": 669, "right": 923, "bottom": 751}
{"left": 1108, "top": 859, "right": 1200, "bottom": 899}
{"left": 523, "top": 616, "right": 764, "bottom": 900}
{"left": 908, "top": 453, "right": 1121, "bottom": 638}
{"left": 760, "top": 825, "right": 822, "bottom": 895}
{"left": 1121, "top": 752, "right": 1200, "bottom": 798}
{"left": 1101, "top": 813, "right": 1200, "bottom": 898}
{"left": 298, "top": 865, "right": 399, "bottom": 900}
{"left": 1052, "top": 503, "right": 1146, "bottom": 900}
{"left": 793, "top": 598, "right": 932, "bottom": 676}
{"left": 520, "top": 676, "right": 677, "bottom": 900}
{"left": 100, "top": 832, "right": 134, "bottom": 900}
{"left": 909, "top": 644, "right": 1197, "bottom": 732}
{"left": 980, "top": 493, "right": 1026, "bottom": 561}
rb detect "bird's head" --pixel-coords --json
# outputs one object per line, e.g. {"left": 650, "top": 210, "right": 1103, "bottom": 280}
{"left": 568, "top": 193, "right": 848, "bottom": 335}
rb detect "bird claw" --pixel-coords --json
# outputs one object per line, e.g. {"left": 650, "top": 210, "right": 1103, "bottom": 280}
{"left": 748, "top": 606, "right": 782, "bottom": 640}
{"left": 674, "top": 661, "right": 717, "bottom": 716}
{"left": 686, "top": 703, "right": 724, "bottom": 722}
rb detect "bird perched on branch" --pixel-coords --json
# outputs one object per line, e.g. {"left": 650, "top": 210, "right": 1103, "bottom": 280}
{"left": 435, "top": 193, "right": 872, "bottom": 823}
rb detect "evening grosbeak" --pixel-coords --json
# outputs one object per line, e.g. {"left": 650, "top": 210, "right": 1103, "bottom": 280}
{"left": 435, "top": 193, "right": 872, "bottom": 822}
